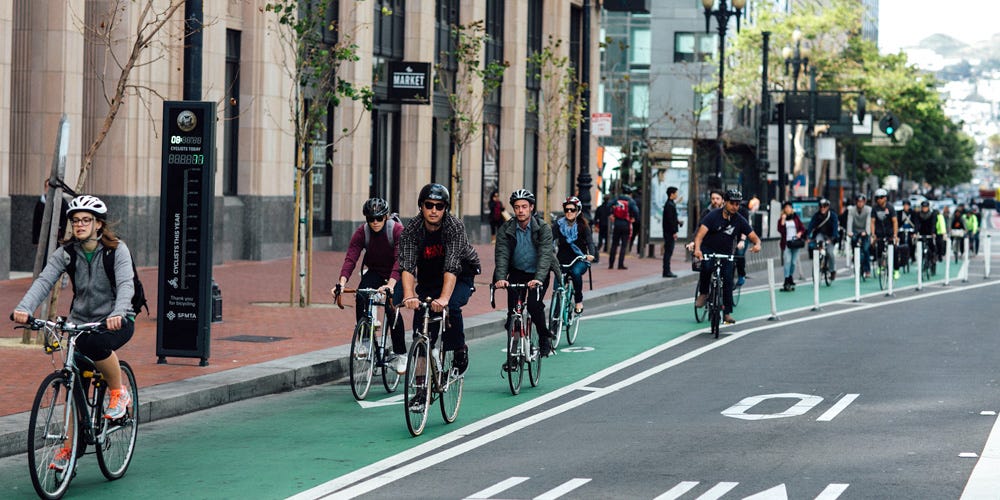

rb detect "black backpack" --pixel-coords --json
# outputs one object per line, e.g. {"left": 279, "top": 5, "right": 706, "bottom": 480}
{"left": 66, "top": 244, "right": 150, "bottom": 316}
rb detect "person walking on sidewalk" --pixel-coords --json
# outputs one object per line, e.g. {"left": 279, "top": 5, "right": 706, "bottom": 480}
{"left": 807, "top": 199, "right": 839, "bottom": 281}
{"left": 594, "top": 197, "right": 611, "bottom": 256}
{"left": 777, "top": 201, "right": 806, "bottom": 291}
{"left": 552, "top": 196, "right": 595, "bottom": 314}
{"left": 608, "top": 188, "right": 639, "bottom": 270}
{"left": 693, "top": 190, "right": 761, "bottom": 324}
{"left": 494, "top": 189, "right": 556, "bottom": 360}
{"left": 12, "top": 195, "right": 136, "bottom": 470}
{"left": 488, "top": 190, "right": 505, "bottom": 245}
{"left": 661, "top": 186, "right": 681, "bottom": 278}
{"left": 399, "top": 184, "right": 480, "bottom": 411}
{"left": 333, "top": 197, "right": 407, "bottom": 375}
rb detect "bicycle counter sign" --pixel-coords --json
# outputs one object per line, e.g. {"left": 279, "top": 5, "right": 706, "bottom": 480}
{"left": 156, "top": 101, "right": 216, "bottom": 366}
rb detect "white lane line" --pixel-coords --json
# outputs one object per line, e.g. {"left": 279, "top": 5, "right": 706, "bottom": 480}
{"left": 653, "top": 481, "right": 700, "bottom": 500}
{"left": 694, "top": 481, "right": 739, "bottom": 500}
{"left": 290, "top": 279, "right": 1000, "bottom": 500}
{"left": 816, "top": 394, "right": 860, "bottom": 422}
{"left": 815, "top": 483, "right": 850, "bottom": 500}
{"left": 533, "top": 478, "right": 592, "bottom": 500}
{"left": 465, "top": 476, "right": 529, "bottom": 499}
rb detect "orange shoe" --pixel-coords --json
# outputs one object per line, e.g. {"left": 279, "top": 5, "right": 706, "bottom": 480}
{"left": 50, "top": 447, "right": 72, "bottom": 471}
{"left": 104, "top": 387, "right": 132, "bottom": 419}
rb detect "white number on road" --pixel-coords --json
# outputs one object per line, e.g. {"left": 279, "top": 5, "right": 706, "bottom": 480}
{"left": 721, "top": 393, "right": 859, "bottom": 421}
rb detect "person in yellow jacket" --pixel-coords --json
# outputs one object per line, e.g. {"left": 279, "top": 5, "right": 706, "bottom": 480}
{"left": 964, "top": 208, "right": 980, "bottom": 256}
{"left": 935, "top": 209, "right": 947, "bottom": 262}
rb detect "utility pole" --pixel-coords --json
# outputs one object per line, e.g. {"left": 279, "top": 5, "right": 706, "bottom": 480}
{"left": 576, "top": 0, "right": 594, "bottom": 220}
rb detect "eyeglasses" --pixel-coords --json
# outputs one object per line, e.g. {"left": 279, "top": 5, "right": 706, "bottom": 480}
{"left": 70, "top": 217, "right": 95, "bottom": 226}
{"left": 366, "top": 215, "right": 385, "bottom": 223}
{"left": 563, "top": 207, "right": 577, "bottom": 213}
{"left": 423, "top": 201, "right": 446, "bottom": 211}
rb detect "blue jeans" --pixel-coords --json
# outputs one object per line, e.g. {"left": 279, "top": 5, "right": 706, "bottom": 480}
{"left": 564, "top": 259, "right": 590, "bottom": 304}
{"left": 783, "top": 246, "right": 801, "bottom": 279}
{"left": 851, "top": 234, "right": 871, "bottom": 274}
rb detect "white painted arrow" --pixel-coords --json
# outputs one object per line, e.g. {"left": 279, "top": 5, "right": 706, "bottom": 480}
{"left": 357, "top": 394, "right": 405, "bottom": 409}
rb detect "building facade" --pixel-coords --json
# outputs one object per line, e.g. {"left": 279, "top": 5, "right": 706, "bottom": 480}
{"left": 0, "top": 0, "right": 600, "bottom": 278}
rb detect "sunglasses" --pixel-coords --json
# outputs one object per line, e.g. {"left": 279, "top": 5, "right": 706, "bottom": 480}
{"left": 563, "top": 207, "right": 578, "bottom": 213}
{"left": 366, "top": 215, "right": 385, "bottom": 223}
{"left": 423, "top": 201, "right": 446, "bottom": 211}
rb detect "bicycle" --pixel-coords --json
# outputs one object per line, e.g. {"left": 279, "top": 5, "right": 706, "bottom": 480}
{"left": 549, "top": 255, "right": 588, "bottom": 347}
{"left": 491, "top": 283, "right": 542, "bottom": 396}
{"left": 701, "top": 253, "right": 734, "bottom": 339}
{"left": 917, "top": 234, "right": 937, "bottom": 280}
{"left": 812, "top": 238, "right": 833, "bottom": 286}
{"left": 14, "top": 315, "right": 138, "bottom": 500}
{"left": 403, "top": 300, "right": 463, "bottom": 437}
{"left": 336, "top": 287, "right": 401, "bottom": 401}
{"left": 950, "top": 228, "right": 966, "bottom": 263}
{"left": 898, "top": 227, "right": 915, "bottom": 274}
{"left": 851, "top": 234, "right": 870, "bottom": 282}
{"left": 873, "top": 236, "right": 892, "bottom": 290}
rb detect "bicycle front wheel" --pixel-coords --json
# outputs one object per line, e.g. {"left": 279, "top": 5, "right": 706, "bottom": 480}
{"left": 528, "top": 322, "right": 542, "bottom": 387}
{"left": 877, "top": 257, "right": 887, "bottom": 290}
{"left": 438, "top": 350, "right": 463, "bottom": 424}
{"left": 507, "top": 320, "right": 524, "bottom": 396}
{"left": 822, "top": 255, "right": 832, "bottom": 286}
{"left": 548, "top": 290, "right": 564, "bottom": 350}
{"left": 567, "top": 306, "right": 581, "bottom": 345}
{"left": 349, "top": 319, "right": 375, "bottom": 401}
{"left": 709, "top": 285, "right": 722, "bottom": 339}
{"left": 693, "top": 283, "right": 708, "bottom": 323}
{"left": 97, "top": 361, "right": 138, "bottom": 480}
{"left": 404, "top": 340, "right": 431, "bottom": 437}
{"left": 381, "top": 350, "right": 401, "bottom": 393}
{"left": 28, "top": 372, "right": 78, "bottom": 500}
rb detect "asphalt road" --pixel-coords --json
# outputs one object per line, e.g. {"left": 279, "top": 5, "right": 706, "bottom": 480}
{"left": 1, "top": 263, "right": 998, "bottom": 499}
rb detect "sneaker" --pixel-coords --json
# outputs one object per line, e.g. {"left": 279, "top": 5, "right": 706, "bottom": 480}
{"left": 736, "top": 276, "right": 746, "bottom": 287}
{"left": 407, "top": 393, "right": 426, "bottom": 412}
{"left": 452, "top": 346, "right": 469, "bottom": 375}
{"left": 695, "top": 294, "right": 708, "bottom": 308}
{"left": 104, "top": 386, "right": 132, "bottom": 420}
{"left": 723, "top": 314, "right": 736, "bottom": 324}
{"left": 355, "top": 339, "right": 370, "bottom": 359}
{"left": 394, "top": 355, "right": 407, "bottom": 375}
{"left": 893, "top": 270, "right": 900, "bottom": 280}
{"left": 830, "top": 271, "right": 836, "bottom": 280}
{"left": 49, "top": 447, "right": 72, "bottom": 471}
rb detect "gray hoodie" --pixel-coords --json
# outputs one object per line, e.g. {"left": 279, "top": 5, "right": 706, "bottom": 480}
{"left": 16, "top": 241, "right": 135, "bottom": 322}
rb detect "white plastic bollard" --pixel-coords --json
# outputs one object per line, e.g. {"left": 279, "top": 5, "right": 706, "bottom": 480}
{"left": 812, "top": 248, "right": 821, "bottom": 311}
{"left": 962, "top": 237, "right": 970, "bottom": 282}
{"left": 944, "top": 237, "right": 951, "bottom": 286}
{"left": 915, "top": 240, "right": 923, "bottom": 291}
{"left": 986, "top": 234, "right": 992, "bottom": 279}
{"left": 767, "top": 258, "right": 779, "bottom": 321}
{"left": 853, "top": 248, "right": 861, "bottom": 302}
{"left": 886, "top": 244, "right": 895, "bottom": 296}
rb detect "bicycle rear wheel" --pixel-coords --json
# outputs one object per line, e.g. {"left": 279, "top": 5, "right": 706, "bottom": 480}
{"left": 548, "top": 289, "right": 564, "bottom": 350}
{"left": 693, "top": 283, "right": 708, "bottom": 323}
{"left": 507, "top": 319, "right": 524, "bottom": 396}
{"left": 567, "top": 307, "right": 581, "bottom": 345}
{"left": 378, "top": 313, "right": 401, "bottom": 393}
{"left": 438, "top": 350, "right": 463, "bottom": 424}
{"left": 28, "top": 372, "right": 78, "bottom": 500}
{"left": 97, "top": 361, "right": 138, "bottom": 480}
{"left": 349, "top": 320, "right": 375, "bottom": 400}
{"left": 528, "top": 322, "right": 542, "bottom": 387}
{"left": 404, "top": 340, "right": 431, "bottom": 437}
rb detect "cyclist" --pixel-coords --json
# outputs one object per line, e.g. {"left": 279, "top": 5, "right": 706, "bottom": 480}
{"left": 899, "top": 200, "right": 916, "bottom": 263}
{"left": 552, "top": 196, "right": 595, "bottom": 314}
{"left": 399, "top": 184, "right": 480, "bottom": 409}
{"left": 12, "top": 195, "right": 136, "bottom": 469}
{"left": 333, "top": 197, "right": 407, "bottom": 375}
{"left": 964, "top": 206, "right": 980, "bottom": 256}
{"left": 870, "top": 189, "right": 899, "bottom": 279}
{"left": 914, "top": 200, "right": 938, "bottom": 264}
{"left": 949, "top": 206, "right": 968, "bottom": 259}
{"left": 935, "top": 205, "right": 948, "bottom": 262}
{"left": 846, "top": 194, "right": 872, "bottom": 278}
{"left": 777, "top": 201, "right": 806, "bottom": 291}
{"left": 686, "top": 189, "right": 724, "bottom": 253}
{"left": 693, "top": 189, "right": 761, "bottom": 324}
{"left": 494, "top": 188, "right": 556, "bottom": 359}
{"left": 807, "top": 199, "right": 839, "bottom": 281}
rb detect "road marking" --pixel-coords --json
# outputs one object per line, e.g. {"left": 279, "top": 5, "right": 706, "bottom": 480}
{"left": 722, "top": 394, "right": 823, "bottom": 421}
{"left": 816, "top": 394, "right": 860, "bottom": 421}
{"left": 356, "top": 394, "right": 404, "bottom": 409}
{"left": 292, "top": 279, "right": 1000, "bottom": 500}
{"left": 653, "top": 481, "right": 700, "bottom": 500}
{"left": 534, "top": 478, "right": 591, "bottom": 499}
{"left": 743, "top": 484, "right": 787, "bottom": 499}
{"left": 695, "top": 481, "right": 738, "bottom": 499}
{"left": 960, "top": 453, "right": 979, "bottom": 458}
{"left": 559, "top": 346, "right": 594, "bottom": 353}
{"left": 964, "top": 402, "right": 1000, "bottom": 497}
{"left": 815, "top": 483, "right": 850, "bottom": 499}
{"left": 465, "top": 476, "right": 529, "bottom": 499}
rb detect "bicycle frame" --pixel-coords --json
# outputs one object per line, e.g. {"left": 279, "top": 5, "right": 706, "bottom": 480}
{"left": 551, "top": 255, "right": 588, "bottom": 347}
{"left": 404, "top": 300, "right": 459, "bottom": 437}
{"left": 701, "top": 253, "right": 734, "bottom": 339}
{"left": 490, "top": 283, "right": 541, "bottom": 395}
{"left": 339, "top": 287, "right": 401, "bottom": 400}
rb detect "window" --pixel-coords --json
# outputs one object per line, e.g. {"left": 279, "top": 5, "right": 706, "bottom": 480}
{"left": 435, "top": 0, "right": 459, "bottom": 81}
{"left": 373, "top": 0, "right": 404, "bottom": 60}
{"left": 695, "top": 90, "right": 713, "bottom": 122}
{"left": 526, "top": 0, "right": 543, "bottom": 96}
{"left": 484, "top": 0, "right": 504, "bottom": 108}
{"left": 630, "top": 28, "right": 650, "bottom": 67}
{"left": 630, "top": 83, "right": 649, "bottom": 125}
{"left": 674, "top": 32, "right": 716, "bottom": 63}
{"left": 223, "top": 29, "right": 241, "bottom": 196}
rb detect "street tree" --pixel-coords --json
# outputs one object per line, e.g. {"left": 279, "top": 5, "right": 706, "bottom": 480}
{"left": 265, "top": 0, "right": 374, "bottom": 306}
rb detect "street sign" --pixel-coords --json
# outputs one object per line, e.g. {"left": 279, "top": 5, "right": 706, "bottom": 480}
{"left": 591, "top": 113, "right": 612, "bottom": 137}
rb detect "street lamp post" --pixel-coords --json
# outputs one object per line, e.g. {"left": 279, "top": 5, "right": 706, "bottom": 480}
{"left": 782, "top": 28, "right": 809, "bottom": 199}
{"left": 702, "top": 0, "right": 745, "bottom": 188}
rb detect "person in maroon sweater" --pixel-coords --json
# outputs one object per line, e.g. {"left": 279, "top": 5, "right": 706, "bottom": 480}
{"left": 333, "top": 198, "right": 407, "bottom": 374}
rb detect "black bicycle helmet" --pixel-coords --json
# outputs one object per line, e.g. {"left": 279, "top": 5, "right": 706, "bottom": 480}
{"left": 723, "top": 189, "right": 743, "bottom": 202}
{"left": 856, "top": 194, "right": 867, "bottom": 202}
{"left": 920, "top": 200, "right": 930, "bottom": 208}
{"left": 362, "top": 197, "right": 390, "bottom": 218}
{"left": 418, "top": 183, "right": 450, "bottom": 209}
{"left": 66, "top": 195, "right": 108, "bottom": 219}
{"left": 509, "top": 188, "right": 536, "bottom": 206}
{"left": 819, "top": 198, "right": 830, "bottom": 207}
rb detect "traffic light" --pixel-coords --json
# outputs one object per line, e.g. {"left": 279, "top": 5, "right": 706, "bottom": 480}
{"left": 879, "top": 113, "right": 900, "bottom": 136}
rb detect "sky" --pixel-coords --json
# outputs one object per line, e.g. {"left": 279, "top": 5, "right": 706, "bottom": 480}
{"left": 878, "top": 0, "right": 1000, "bottom": 54}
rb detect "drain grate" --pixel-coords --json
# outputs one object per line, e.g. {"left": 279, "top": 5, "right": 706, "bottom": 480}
{"left": 220, "top": 335, "right": 290, "bottom": 343}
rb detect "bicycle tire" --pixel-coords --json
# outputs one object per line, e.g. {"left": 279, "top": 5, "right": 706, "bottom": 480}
{"left": 822, "top": 254, "right": 832, "bottom": 286}
{"left": 528, "top": 321, "right": 542, "bottom": 387}
{"left": 709, "top": 280, "right": 722, "bottom": 339}
{"left": 507, "top": 318, "right": 524, "bottom": 396}
{"left": 925, "top": 250, "right": 936, "bottom": 279}
{"left": 349, "top": 319, "right": 375, "bottom": 401}
{"left": 438, "top": 349, "right": 463, "bottom": 423}
{"left": 378, "top": 312, "right": 401, "bottom": 393}
{"left": 567, "top": 306, "right": 581, "bottom": 345}
{"left": 693, "top": 282, "right": 708, "bottom": 323}
{"left": 732, "top": 281, "right": 742, "bottom": 306}
{"left": 404, "top": 340, "right": 431, "bottom": 437}
{"left": 96, "top": 361, "right": 138, "bottom": 480}
{"left": 877, "top": 254, "right": 887, "bottom": 290}
{"left": 548, "top": 289, "right": 564, "bottom": 350}
{"left": 28, "top": 372, "right": 78, "bottom": 500}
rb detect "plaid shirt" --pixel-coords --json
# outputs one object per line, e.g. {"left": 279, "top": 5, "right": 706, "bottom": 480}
{"left": 398, "top": 213, "right": 480, "bottom": 278}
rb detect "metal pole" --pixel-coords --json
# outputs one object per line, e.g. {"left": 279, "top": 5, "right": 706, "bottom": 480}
{"left": 985, "top": 234, "right": 992, "bottom": 279}
{"left": 714, "top": 11, "right": 727, "bottom": 184}
{"left": 183, "top": 0, "right": 204, "bottom": 101}
{"left": 577, "top": 0, "right": 594, "bottom": 219}
{"left": 853, "top": 248, "right": 861, "bottom": 302}
{"left": 944, "top": 237, "right": 951, "bottom": 286}
{"left": 962, "top": 237, "right": 970, "bottom": 282}
{"left": 756, "top": 31, "right": 771, "bottom": 201}
{"left": 777, "top": 103, "right": 786, "bottom": 203}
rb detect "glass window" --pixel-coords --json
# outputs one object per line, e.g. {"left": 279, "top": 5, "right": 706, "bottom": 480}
{"left": 374, "top": 0, "right": 404, "bottom": 59}
{"left": 630, "top": 83, "right": 649, "bottom": 124}
{"left": 630, "top": 28, "right": 650, "bottom": 66}
{"left": 674, "top": 32, "right": 716, "bottom": 63}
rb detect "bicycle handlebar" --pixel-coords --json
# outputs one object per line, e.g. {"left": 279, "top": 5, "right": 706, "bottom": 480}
{"left": 10, "top": 313, "right": 105, "bottom": 332}
{"left": 701, "top": 253, "right": 735, "bottom": 262}
{"left": 489, "top": 283, "right": 541, "bottom": 309}
{"left": 559, "top": 254, "right": 590, "bottom": 269}
{"left": 335, "top": 287, "right": 393, "bottom": 309}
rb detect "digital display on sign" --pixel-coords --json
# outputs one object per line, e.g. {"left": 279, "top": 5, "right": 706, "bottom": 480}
{"left": 156, "top": 101, "right": 216, "bottom": 365}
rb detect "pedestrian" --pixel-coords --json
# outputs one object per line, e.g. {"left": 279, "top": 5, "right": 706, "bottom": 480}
{"left": 628, "top": 186, "right": 642, "bottom": 257}
{"left": 777, "top": 201, "right": 806, "bottom": 291}
{"left": 594, "top": 198, "right": 611, "bottom": 255}
{"left": 488, "top": 190, "right": 505, "bottom": 245}
{"left": 608, "top": 188, "right": 639, "bottom": 270}
{"left": 661, "top": 186, "right": 680, "bottom": 278}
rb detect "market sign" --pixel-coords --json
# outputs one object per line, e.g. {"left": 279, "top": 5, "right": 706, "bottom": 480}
{"left": 387, "top": 61, "right": 431, "bottom": 104}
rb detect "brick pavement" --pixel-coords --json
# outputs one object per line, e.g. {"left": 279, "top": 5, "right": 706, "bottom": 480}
{"left": 0, "top": 241, "right": 689, "bottom": 417}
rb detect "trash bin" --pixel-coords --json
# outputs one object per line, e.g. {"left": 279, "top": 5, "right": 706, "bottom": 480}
{"left": 211, "top": 280, "right": 222, "bottom": 323}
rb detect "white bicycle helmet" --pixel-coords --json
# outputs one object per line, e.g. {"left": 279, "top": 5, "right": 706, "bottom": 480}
{"left": 874, "top": 188, "right": 888, "bottom": 198}
{"left": 66, "top": 195, "right": 108, "bottom": 218}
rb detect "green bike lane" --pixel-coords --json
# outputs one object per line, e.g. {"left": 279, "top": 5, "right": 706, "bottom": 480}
{"left": 0, "top": 264, "right": 968, "bottom": 499}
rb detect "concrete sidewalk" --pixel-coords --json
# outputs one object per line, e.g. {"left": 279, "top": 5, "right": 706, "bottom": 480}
{"left": 0, "top": 242, "right": 697, "bottom": 458}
